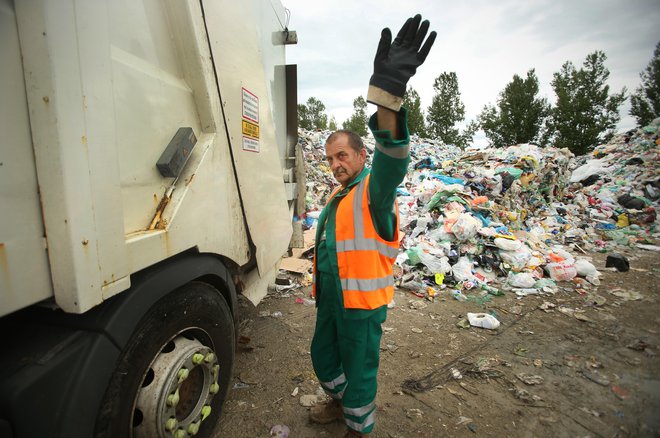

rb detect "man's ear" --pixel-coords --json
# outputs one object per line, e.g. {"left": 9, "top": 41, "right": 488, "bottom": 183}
{"left": 359, "top": 148, "right": 367, "bottom": 163}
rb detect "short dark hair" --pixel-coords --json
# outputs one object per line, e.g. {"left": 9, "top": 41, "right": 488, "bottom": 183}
{"left": 326, "top": 129, "right": 364, "bottom": 153}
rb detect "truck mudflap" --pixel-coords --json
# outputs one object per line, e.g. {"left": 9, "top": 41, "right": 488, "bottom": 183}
{"left": 0, "top": 316, "right": 118, "bottom": 438}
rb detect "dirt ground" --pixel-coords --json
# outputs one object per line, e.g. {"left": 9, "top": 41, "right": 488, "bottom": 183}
{"left": 213, "top": 250, "right": 660, "bottom": 438}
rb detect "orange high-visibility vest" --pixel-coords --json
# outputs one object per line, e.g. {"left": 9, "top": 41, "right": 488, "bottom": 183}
{"left": 312, "top": 174, "right": 400, "bottom": 310}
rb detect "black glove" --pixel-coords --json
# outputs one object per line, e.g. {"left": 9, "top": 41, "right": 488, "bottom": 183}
{"left": 367, "top": 14, "right": 436, "bottom": 112}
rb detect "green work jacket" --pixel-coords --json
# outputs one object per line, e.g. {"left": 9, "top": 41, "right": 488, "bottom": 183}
{"left": 314, "top": 108, "right": 411, "bottom": 318}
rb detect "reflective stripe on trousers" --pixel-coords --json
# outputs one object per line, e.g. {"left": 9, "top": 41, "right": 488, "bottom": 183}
{"left": 320, "top": 373, "right": 347, "bottom": 400}
{"left": 344, "top": 401, "right": 377, "bottom": 433}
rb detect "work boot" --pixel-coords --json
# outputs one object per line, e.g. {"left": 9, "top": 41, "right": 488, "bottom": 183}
{"left": 309, "top": 399, "right": 343, "bottom": 424}
{"left": 342, "top": 429, "right": 370, "bottom": 437}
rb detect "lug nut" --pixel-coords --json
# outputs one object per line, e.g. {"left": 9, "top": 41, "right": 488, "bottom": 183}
{"left": 165, "top": 418, "right": 178, "bottom": 431}
{"left": 209, "top": 383, "right": 219, "bottom": 394}
{"left": 188, "top": 421, "right": 200, "bottom": 435}
{"left": 192, "top": 353, "right": 204, "bottom": 365}
{"left": 173, "top": 429, "right": 186, "bottom": 438}
{"left": 177, "top": 368, "right": 189, "bottom": 382}
{"left": 201, "top": 405, "right": 212, "bottom": 421}
{"left": 204, "top": 352, "right": 215, "bottom": 363}
{"left": 167, "top": 389, "right": 180, "bottom": 407}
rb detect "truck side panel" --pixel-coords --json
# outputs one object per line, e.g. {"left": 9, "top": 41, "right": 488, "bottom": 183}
{"left": 203, "top": 0, "right": 293, "bottom": 279}
{"left": 11, "top": 0, "right": 271, "bottom": 314}
{"left": 0, "top": 0, "right": 53, "bottom": 316}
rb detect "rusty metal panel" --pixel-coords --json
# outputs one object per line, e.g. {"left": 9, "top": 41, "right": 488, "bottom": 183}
{"left": 0, "top": 0, "right": 53, "bottom": 316}
{"left": 202, "top": 0, "right": 293, "bottom": 275}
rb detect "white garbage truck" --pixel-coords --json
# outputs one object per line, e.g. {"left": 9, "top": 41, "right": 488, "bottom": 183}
{"left": 0, "top": 0, "right": 301, "bottom": 436}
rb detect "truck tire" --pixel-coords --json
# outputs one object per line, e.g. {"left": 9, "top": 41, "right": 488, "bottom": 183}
{"left": 94, "top": 281, "right": 235, "bottom": 438}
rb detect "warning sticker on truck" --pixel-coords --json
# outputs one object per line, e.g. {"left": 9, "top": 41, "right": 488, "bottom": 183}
{"left": 242, "top": 137, "right": 260, "bottom": 153}
{"left": 242, "top": 120, "right": 259, "bottom": 139}
{"left": 242, "top": 87, "right": 260, "bottom": 153}
{"left": 242, "top": 88, "right": 259, "bottom": 123}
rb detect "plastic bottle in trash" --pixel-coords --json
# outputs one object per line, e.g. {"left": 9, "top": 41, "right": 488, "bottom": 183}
{"left": 480, "top": 283, "right": 503, "bottom": 296}
{"left": 452, "top": 290, "right": 468, "bottom": 302}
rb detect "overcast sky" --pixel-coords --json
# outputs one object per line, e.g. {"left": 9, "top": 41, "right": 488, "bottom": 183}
{"left": 281, "top": 0, "right": 659, "bottom": 137}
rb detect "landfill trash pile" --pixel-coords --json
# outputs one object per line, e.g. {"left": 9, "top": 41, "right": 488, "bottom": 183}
{"left": 282, "top": 119, "right": 658, "bottom": 304}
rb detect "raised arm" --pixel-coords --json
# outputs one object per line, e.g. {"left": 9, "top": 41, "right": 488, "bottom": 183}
{"left": 376, "top": 107, "right": 400, "bottom": 140}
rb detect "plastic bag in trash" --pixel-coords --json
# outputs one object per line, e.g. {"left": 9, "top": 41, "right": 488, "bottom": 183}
{"left": 467, "top": 312, "right": 500, "bottom": 329}
{"left": 548, "top": 246, "right": 575, "bottom": 264}
{"left": 545, "top": 262, "right": 577, "bottom": 281}
{"left": 418, "top": 252, "right": 452, "bottom": 274}
{"left": 451, "top": 213, "right": 481, "bottom": 241}
{"left": 574, "top": 259, "right": 600, "bottom": 278}
{"left": 499, "top": 246, "right": 532, "bottom": 270}
{"left": 506, "top": 272, "right": 536, "bottom": 288}
{"left": 570, "top": 159, "right": 611, "bottom": 183}
{"left": 452, "top": 256, "right": 475, "bottom": 282}
{"left": 494, "top": 237, "right": 523, "bottom": 251}
{"left": 406, "top": 247, "right": 423, "bottom": 266}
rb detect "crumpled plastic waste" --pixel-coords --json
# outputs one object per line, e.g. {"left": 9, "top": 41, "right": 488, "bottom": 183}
{"left": 467, "top": 312, "right": 501, "bottom": 329}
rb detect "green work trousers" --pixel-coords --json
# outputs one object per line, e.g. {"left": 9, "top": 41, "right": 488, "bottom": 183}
{"left": 311, "top": 271, "right": 386, "bottom": 434}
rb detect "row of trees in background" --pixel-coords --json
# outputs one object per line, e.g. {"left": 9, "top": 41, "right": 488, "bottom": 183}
{"left": 297, "top": 43, "right": 659, "bottom": 155}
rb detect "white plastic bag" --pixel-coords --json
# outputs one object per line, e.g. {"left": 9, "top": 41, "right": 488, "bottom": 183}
{"left": 427, "top": 226, "right": 455, "bottom": 243}
{"left": 506, "top": 272, "right": 536, "bottom": 288}
{"left": 494, "top": 237, "right": 522, "bottom": 251}
{"left": 418, "top": 252, "right": 452, "bottom": 274}
{"left": 574, "top": 259, "right": 600, "bottom": 278}
{"left": 569, "top": 159, "right": 611, "bottom": 183}
{"left": 452, "top": 256, "right": 474, "bottom": 282}
{"left": 451, "top": 213, "right": 481, "bottom": 241}
{"left": 467, "top": 313, "right": 500, "bottom": 330}
{"left": 499, "top": 246, "right": 532, "bottom": 270}
{"left": 410, "top": 215, "right": 431, "bottom": 239}
{"left": 546, "top": 262, "right": 577, "bottom": 281}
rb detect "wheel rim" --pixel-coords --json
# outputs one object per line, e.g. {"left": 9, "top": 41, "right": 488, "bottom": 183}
{"left": 133, "top": 334, "right": 220, "bottom": 438}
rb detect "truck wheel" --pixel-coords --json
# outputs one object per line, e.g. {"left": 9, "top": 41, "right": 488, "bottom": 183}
{"left": 94, "top": 281, "right": 235, "bottom": 438}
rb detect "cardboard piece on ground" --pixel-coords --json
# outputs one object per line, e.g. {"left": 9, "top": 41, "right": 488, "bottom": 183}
{"left": 291, "top": 228, "right": 317, "bottom": 259}
{"left": 280, "top": 257, "right": 313, "bottom": 274}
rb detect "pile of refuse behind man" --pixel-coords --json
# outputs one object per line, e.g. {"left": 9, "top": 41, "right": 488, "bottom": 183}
{"left": 295, "top": 119, "right": 659, "bottom": 303}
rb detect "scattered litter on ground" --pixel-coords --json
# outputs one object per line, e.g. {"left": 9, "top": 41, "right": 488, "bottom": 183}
{"left": 269, "top": 424, "right": 290, "bottom": 437}
{"left": 467, "top": 312, "right": 501, "bottom": 329}
{"left": 516, "top": 373, "right": 544, "bottom": 385}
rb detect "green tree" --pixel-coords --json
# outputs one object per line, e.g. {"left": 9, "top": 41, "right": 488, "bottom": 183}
{"left": 297, "top": 97, "right": 328, "bottom": 130}
{"left": 630, "top": 41, "right": 660, "bottom": 127}
{"left": 427, "top": 72, "right": 465, "bottom": 145}
{"left": 328, "top": 116, "right": 338, "bottom": 131}
{"left": 297, "top": 103, "right": 311, "bottom": 130}
{"left": 305, "top": 97, "right": 328, "bottom": 130}
{"left": 426, "top": 72, "right": 475, "bottom": 147}
{"left": 478, "top": 104, "right": 505, "bottom": 147}
{"left": 478, "top": 69, "right": 549, "bottom": 147}
{"left": 342, "top": 96, "right": 369, "bottom": 136}
{"left": 546, "top": 51, "right": 626, "bottom": 155}
{"left": 458, "top": 120, "right": 479, "bottom": 149}
{"left": 403, "top": 87, "right": 427, "bottom": 137}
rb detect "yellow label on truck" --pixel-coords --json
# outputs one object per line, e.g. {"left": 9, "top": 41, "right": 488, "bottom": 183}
{"left": 242, "top": 120, "right": 259, "bottom": 139}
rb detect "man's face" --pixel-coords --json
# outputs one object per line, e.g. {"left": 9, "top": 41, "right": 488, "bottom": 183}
{"left": 325, "top": 134, "right": 366, "bottom": 188}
